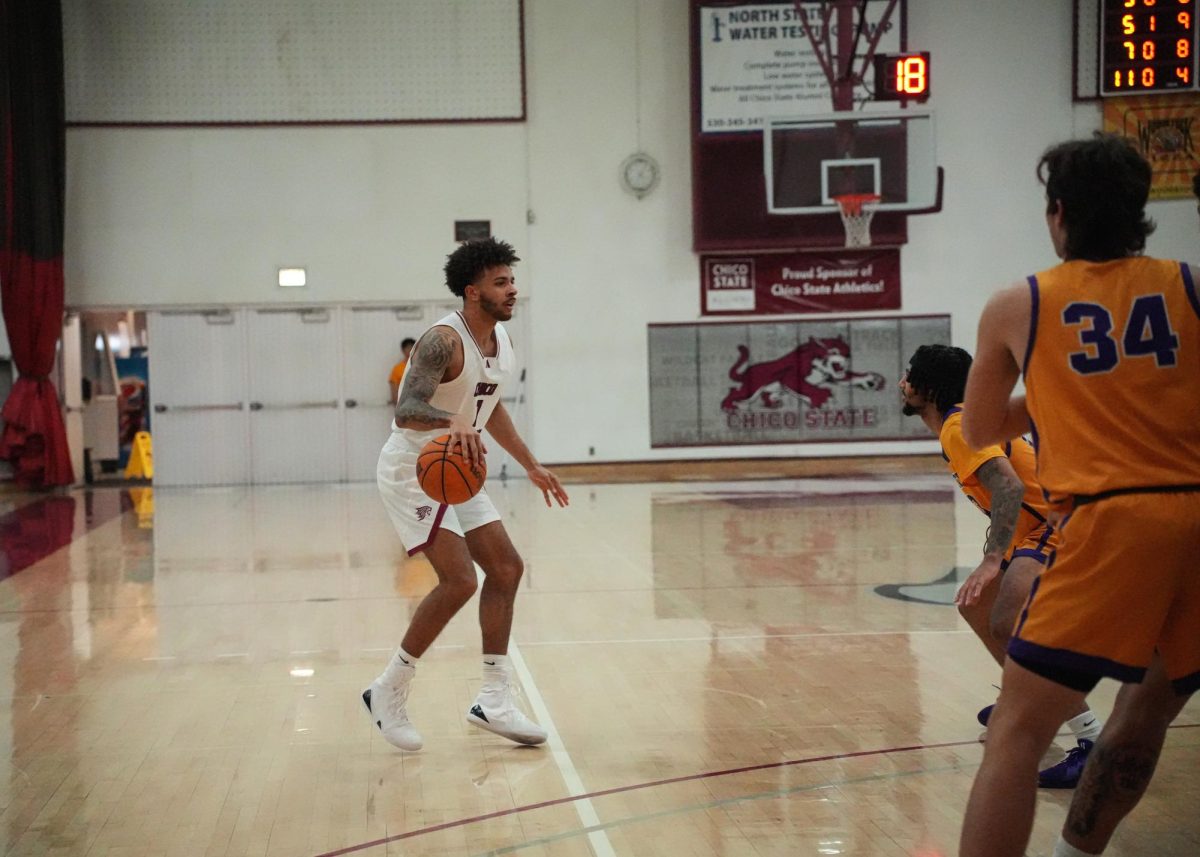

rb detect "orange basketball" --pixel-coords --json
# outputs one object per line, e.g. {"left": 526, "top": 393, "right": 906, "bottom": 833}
{"left": 415, "top": 435, "right": 486, "bottom": 505}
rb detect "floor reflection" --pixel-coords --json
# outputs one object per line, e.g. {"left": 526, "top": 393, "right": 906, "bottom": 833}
{"left": 0, "top": 478, "right": 1194, "bottom": 857}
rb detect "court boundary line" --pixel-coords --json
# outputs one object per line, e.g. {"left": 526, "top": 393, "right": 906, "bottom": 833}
{"left": 516, "top": 629, "right": 977, "bottom": 647}
{"left": 507, "top": 642, "right": 616, "bottom": 857}
{"left": 304, "top": 736, "right": 995, "bottom": 856}
{"left": 312, "top": 723, "right": 1200, "bottom": 856}
{"left": 472, "top": 763, "right": 962, "bottom": 856}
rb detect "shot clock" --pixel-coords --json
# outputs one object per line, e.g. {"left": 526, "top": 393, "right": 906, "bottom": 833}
{"left": 873, "top": 52, "right": 931, "bottom": 102}
{"left": 1100, "top": 0, "right": 1199, "bottom": 95}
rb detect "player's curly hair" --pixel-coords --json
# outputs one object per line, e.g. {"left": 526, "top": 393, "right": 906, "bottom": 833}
{"left": 906, "top": 344, "right": 972, "bottom": 414}
{"left": 1038, "top": 134, "right": 1154, "bottom": 261}
{"left": 443, "top": 238, "right": 520, "bottom": 297}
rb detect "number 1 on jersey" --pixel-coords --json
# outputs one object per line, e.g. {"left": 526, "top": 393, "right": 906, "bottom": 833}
{"left": 472, "top": 399, "right": 484, "bottom": 427}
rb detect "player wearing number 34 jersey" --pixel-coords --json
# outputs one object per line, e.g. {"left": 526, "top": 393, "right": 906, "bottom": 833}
{"left": 1024, "top": 256, "right": 1200, "bottom": 511}
{"left": 958, "top": 135, "right": 1200, "bottom": 857}
{"left": 1017, "top": 256, "right": 1200, "bottom": 683}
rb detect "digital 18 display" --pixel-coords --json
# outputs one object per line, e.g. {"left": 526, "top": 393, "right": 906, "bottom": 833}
{"left": 872, "top": 52, "right": 931, "bottom": 101}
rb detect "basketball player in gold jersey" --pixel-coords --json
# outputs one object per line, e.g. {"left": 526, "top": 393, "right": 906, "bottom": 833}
{"left": 959, "top": 136, "right": 1200, "bottom": 857}
{"left": 899, "top": 344, "right": 1102, "bottom": 790}
{"left": 365, "top": 238, "right": 569, "bottom": 752}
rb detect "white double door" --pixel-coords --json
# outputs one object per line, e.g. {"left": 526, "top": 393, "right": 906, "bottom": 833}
{"left": 148, "top": 302, "right": 529, "bottom": 487}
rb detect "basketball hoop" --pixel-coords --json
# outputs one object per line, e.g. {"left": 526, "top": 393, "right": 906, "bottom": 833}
{"left": 833, "top": 193, "right": 881, "bottom": 248}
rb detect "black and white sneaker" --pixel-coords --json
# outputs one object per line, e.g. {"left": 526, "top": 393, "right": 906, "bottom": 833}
{"left": 466, "top": 689, "right": 546, "bottom": 746}
{"left": 362, "top": 677, "right": 423, "bottom": 751}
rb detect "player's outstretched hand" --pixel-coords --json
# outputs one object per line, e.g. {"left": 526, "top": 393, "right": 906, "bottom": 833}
{"left": 955, "top": 554, "right": 1003, "bottom": 607}
{"left": 528, "top": 465, "right": 569, "bottom": 508}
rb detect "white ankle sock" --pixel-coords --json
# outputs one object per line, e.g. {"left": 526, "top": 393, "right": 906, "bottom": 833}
{"left": 481, "top": 654, "right": 509, "bottom": 696}
{"left": 1067, "top": 709, "right": 1102, "bottom": 742}
{"left": 380, "top": 646, "right": 418, "bottom": 686}
{"left": 1053, "top": 836, "right": 1100, "bottom": 856}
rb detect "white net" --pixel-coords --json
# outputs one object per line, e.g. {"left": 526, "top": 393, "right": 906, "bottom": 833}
{"left": 835, "top": 194, "right": 880, "bottom": 248}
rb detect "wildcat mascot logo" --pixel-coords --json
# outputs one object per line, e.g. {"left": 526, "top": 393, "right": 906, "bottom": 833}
{"left": 720, "top": 335, "right": 885, "bottom": 413}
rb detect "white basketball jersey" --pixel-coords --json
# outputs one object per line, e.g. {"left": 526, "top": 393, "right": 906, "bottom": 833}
{"left": 396, "top": 311, "right": 513, "bottom": 440}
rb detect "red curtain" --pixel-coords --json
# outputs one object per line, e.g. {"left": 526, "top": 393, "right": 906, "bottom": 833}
{"left": 0, "top": 0, "right": 73, "bottom": 487}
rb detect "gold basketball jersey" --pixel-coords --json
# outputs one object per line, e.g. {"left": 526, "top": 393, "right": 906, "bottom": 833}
{"left": 940, "top": 407, "right": 1051, "bottom": 541}
{"left": 1024, "top": 257, "right": 1200, "bottom": 506}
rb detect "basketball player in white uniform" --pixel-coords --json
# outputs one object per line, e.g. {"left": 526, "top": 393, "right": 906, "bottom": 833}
{"left": 365, "top": 238, "right": 569, "bottom": 751}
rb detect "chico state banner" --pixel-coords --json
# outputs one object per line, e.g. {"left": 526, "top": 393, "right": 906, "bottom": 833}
{"left": 649, "top": 315, "right": 950, "bottom": 447}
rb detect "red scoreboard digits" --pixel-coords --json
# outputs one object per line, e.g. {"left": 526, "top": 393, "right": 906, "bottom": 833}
{"left": 1101, "top": 0, "right": 1199, "bottom": 95}
{"left": 873, "top": 52, "right": 931, "bottom": 102}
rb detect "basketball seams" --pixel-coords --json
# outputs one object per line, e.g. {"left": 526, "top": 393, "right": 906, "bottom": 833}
{"left": 416, "top": 434, "right": 484, "bottom": 504}
{"left": 443, "top": 459, "right": 473, "bottom": 503}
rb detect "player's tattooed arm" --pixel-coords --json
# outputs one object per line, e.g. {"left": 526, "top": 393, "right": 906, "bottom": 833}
{"left": 394, "top": 328, "right": 457, "bottom": 429}
{"left": 956, "top": 454, "right": 1025, "bottom": 607}
{"left": 975, "top": 457, "right": 1024, "bottom": 557}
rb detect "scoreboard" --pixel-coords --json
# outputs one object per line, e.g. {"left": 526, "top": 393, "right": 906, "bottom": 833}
{"left": 1100, "top": 0, "right": 1199, "bottom": 95}
{"left": 873, "top": 52, "right": 931, "bottom": 102}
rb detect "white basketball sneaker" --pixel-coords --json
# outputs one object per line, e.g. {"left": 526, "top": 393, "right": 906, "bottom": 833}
{"left": 362, "top": 676, "right": 423, "bottom": 751}
{"left": 466, "top": 681, "right": 547, "bottom": 746}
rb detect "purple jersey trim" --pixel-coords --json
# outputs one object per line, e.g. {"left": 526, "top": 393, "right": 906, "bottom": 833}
{"left": 1022, "top": 275, "right": 1040, "bottom": 377}
{"left": 1008, "top": 637, "right": 1146, "bottom": 685}
{"left": 1005, "top": 525, "right": 1053, "bottom": 570}
{"left": 407, "top": 503, "right": 449, "bottom": 556}
{"left": 1020, "top": 502, "right": 1047, "bottom": 524}
{"left": 1012, "top": 572, "right": 1041, "bottom": 639}
{"left": 1173, "top": 669, "right": 1200, "bottom": 696}
{"left": 1181, "top": 262, "right": 1200, "bottom": 320}
{"left": 1010, "top": 547, "right": 1048, "bottom": 564}
{"left": 1027, "top": 415, "right": 1053, "bottom": 503}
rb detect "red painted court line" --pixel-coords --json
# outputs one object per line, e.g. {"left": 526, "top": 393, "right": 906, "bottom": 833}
{"left": 309, "top": 737, "right": 980, "bottom": 857}
{"left": 314, "top": 722, "right": 1200, "bottom": 857}
{"left": 0, "top": 490, "right": 132, "bottom": 580}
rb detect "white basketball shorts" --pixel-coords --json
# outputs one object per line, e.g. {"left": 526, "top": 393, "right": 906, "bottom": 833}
{"left": 376, "top": 427, "right": 501, "bottom": 555}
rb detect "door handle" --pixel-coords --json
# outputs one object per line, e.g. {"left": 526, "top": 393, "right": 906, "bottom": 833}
{"left": 345, "top": 399, "right": 358, "bottom": 408}
{"left": 248, "top": 401, "right": 337, "bottom": 411}
{"left": 155, "top": 403, "right": 244, "bottom": 413}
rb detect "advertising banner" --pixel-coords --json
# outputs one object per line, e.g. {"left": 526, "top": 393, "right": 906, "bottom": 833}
{"left": 649, "top": 315, "right": 950, "bottom": 447}
{"left": 1102, "top": 94, "right": 1200, "bottom": 199}
{"left": 701, "top": 249, "right": 901, "bottom": 315}
{"left": 698, "top": 2, "right": 901, "bottom": 132}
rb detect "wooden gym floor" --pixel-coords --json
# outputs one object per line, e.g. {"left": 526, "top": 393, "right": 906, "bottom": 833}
{"left": 1, "top": 467, "right": 1197, "bottom": 856}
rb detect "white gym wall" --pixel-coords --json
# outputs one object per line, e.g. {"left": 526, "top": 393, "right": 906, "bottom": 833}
{"left": 64, "top": 0, "right": 1200, "bottom": 469}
